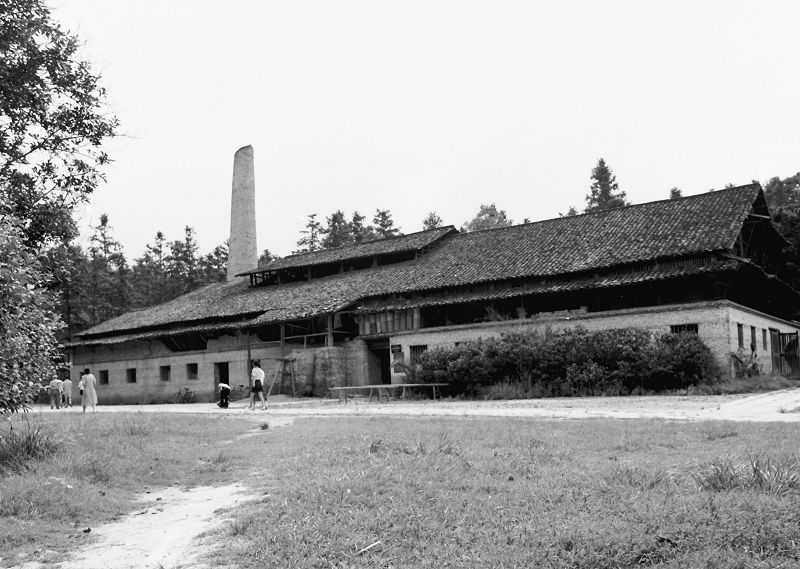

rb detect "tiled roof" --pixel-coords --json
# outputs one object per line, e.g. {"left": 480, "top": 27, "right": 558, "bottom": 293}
{"left": 75, "top": 185, "right": 767, "bottom": 338}
{"left": 238, "top": 226, "right": 457, "bottom": 275}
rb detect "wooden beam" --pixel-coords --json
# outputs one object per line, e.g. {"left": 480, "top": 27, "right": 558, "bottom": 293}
{"left": 280, "top": 323, "right": 286, "bottom": 358}
{"left": 327, "top": 314, "right": 334, "bottom": 347}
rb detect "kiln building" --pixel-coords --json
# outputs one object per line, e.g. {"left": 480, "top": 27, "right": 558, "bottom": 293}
{"left": 68, "top": 149, "right": 800, "bottom": 403}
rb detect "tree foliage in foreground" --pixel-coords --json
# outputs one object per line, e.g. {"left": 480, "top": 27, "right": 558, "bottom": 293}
{"left": 0, "top": 0, "right": 117, "bottom": 250}
{"left": 0, "top": 218, "right": 62, "bottom": 415}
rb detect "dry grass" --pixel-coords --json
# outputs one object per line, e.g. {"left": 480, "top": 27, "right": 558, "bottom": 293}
{"left": 2, "top": 413, "right": 799, "bottom": 569}
{"left": 210, "top": 417, "right": 800, "bottom": 569}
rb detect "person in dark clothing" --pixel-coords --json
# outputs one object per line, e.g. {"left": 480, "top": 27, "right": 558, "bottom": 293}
{"left": 218, "top": 382, "right": 231, "bottom": 408}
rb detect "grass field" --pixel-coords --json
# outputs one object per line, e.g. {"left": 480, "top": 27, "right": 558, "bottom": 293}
{"left": 1, "top": 412, "right": 799, "bottom": 568}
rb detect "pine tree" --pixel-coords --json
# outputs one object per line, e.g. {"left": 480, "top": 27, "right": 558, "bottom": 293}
{"left": 373, "top": 209, "right": 401, "bottom": 238}
{"left": 585, "top": 158, "right": 628, "bottom": 213}
{"left": 86, "top": 214, "right": 131, "bottom": 325}
{"left": 296, "top": 213, "right": 323, "bottom": 252}
{"left": 351, "top": 211, "right": 376, "bottom": 243}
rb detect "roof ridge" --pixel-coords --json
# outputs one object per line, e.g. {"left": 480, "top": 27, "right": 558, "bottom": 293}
{"left": 454, "top": 183, "right": 763, "bottom": 238}
{"left": 276, "top": 225, "right": 457, "bottom": 261}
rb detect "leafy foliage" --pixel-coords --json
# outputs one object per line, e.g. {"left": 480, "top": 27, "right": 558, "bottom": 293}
{"left": 461, "top": 203, "right": 513, "bottom": 232}
{"left": 0, "top": 218, "right": 62, "bottom": 414}
{"left": 421, "top": 211, "right": 443, "bottom": 230}
{"left": 419, "top": 327, "right": 722, "bottom": 397}
{"left": 585, "top": 158, "right": 628, "bottom": 213}
{"left": 0, "top": 0, "right": 117, "bottom": 250}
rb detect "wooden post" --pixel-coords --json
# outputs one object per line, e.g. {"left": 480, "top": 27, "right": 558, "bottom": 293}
{"left": 280, "top": 323, "right": 286, "bottom": 358}
{"left": 245, "top": 330, "right": 252, "bottom": 387}
{"left": 327, "top": 314, "right": 334, "bottom": 347}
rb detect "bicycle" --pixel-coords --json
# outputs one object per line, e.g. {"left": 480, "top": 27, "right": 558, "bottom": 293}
{"left": 173, "top": 387, "right": 194, "bottom": 403}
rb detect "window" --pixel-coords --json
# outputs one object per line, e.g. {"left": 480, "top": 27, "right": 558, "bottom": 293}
{"left": 160, "top": 365, "right": 171, "bottom": 381}
{"left": 737, "top": 323, "right": 744, "bottom": 349}
{"left": 750, "top": 326, "right": 757, "bottom": 351}
{"left": 763, "top": 329, "right": 768, "bottom": 350}
{"left": 186, "top": 363, "right": 198, "bottom": 380}
{"left": 126, "top": 368, "right": 137, "bottom": 383}
{"left": 670, "top": 324, "right": 698, "bottom": 334}
{"left": 409, "top": 345, "right": 428, "bottom": 365}
{"left": 99, "top": 370, "right": 109, "bottom": 385}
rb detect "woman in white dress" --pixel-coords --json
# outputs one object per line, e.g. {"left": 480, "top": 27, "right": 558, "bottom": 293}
{"left": 81, "top": 368, "right": 98, "bottom": 413}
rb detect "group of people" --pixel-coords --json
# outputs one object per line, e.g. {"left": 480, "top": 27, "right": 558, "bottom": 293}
{"left": 216, "top": 360, "right": 268, "bottom": 410}
{"left": 45, "top": 368, "right": 98, "bottom": 413}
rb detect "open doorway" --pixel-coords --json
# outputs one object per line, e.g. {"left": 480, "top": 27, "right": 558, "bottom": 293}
{"left": 214, "top": 362, "right": 230, "bottom": 389}
{"left": 365, "top": 339, "right": 391, "bottom": 384}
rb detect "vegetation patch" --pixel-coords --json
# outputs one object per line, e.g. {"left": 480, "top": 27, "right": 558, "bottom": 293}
{"left": 420, "top": 327, "right": 723, "bottom": 398}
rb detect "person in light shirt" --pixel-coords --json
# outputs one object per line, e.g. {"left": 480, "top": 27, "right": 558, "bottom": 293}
{"left": 217, "top": 382, "right": 231, "bottom": 409}
{"left": 248, "top": 360, "right": 266, "bottom": 410}
{"left": 47, "top": 377, "right": 63, "bottom": 409}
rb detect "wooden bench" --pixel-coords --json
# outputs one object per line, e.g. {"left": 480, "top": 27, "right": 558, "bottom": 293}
{"left": 328, "top": 383, "right": 448, "bottom": 404}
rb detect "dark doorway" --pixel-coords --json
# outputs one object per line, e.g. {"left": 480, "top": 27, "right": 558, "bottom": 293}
{"left": 214, "top": 362, "right": 230, "bottom": 388}
{"left": 366, "top": 339, "right": 391, "bottom": 384}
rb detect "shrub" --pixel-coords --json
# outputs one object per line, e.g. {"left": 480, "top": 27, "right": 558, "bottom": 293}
{"left": 419, "top": 327, "right": 723, "bottom": 398}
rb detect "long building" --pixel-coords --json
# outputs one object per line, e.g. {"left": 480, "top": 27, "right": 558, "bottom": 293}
{"left": 68, "top": 151, "right": 800, "bottom": 403}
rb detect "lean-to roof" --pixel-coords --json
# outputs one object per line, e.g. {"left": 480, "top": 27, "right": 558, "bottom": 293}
{"left": 74, "top": 184, "right": 768, "bottom": 340}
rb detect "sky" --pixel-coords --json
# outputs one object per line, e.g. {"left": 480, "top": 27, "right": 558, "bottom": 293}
{"left": 52, "top": 0, "right": 800, "bottom": 260}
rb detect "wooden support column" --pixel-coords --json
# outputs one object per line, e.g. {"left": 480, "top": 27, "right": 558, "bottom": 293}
{"left": 280, "top": 323, "right": 286, "bottom": 357}
{"left": 245, "top": 330, "right": 252, "bottom": 386}
{"left": 327, "top": 314, "right": 334, "bottom": 347}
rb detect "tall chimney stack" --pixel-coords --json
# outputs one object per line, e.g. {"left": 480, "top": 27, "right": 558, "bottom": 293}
{"left": 227, "top": 145, "right": 257, "bottom": 281}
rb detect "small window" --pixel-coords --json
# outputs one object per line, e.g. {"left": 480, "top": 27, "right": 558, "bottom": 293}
{"left": 409, "top": 345, "right": 428, "bottom": 365}
{"left": 160, "top": 365, "right": 171, "bottom": 381}
{"left": 670, "top": 324, "right": 698, "bottom": 334}
{"left": 99, "top": 370, "right": 109, "bottom": 385}
{"left": 737, "top": 323, "right": 744, "bottom": 348}
{"left": 750, "top": 326, "right": 757, "bottom": 352}
{"left": 126, "top": 368, "right": 137, "bottom": 383}
{"left": 186, "top": 363, "right": 199, "bottom": 380}
{"left": 763, "top": 329, "right": 768, "bottom": 350}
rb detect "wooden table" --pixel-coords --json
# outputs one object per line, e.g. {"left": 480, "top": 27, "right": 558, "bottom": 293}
{"left": 329, "top": 383, "right": 448, "bottom": 404}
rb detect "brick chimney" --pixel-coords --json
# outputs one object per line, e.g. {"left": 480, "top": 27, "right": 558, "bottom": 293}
{"left": 227, "top": 145, "right": 257, "bottom": 281}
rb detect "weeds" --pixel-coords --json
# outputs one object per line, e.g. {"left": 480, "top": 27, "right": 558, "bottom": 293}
{"left": 0, "top": 423, "right": 59, "bottom": 473}
{"left": 692, "top": 455, "right": 800, "bottom": 495}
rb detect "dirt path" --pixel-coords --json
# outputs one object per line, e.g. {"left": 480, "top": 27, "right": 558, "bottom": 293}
{"left": 19, "top": 389, "right": 800, "bottom": 568}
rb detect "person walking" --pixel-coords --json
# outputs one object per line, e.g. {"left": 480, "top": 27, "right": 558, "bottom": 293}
{"left": 248, "top": 360, "right": 266, "bottom": 410}
{"left": 62, "top": 377, "right": 73, "bottom": 407}
{"left": 80, "top": 368, "right": 98, "bottom": 413}
{"left": 47, "top": 377, "right": 63, "bottom": 409}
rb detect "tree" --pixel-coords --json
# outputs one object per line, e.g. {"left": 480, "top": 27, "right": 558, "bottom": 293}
{"left": 373, "top": 209, "right": 401, "bottom": 238}
{"left": 198, "top": 242, "right": 228, "bottom": 284}
{"left": 85, "top": 214, "right": 131, "bottom": 325}
{"left": 560, "top": 206, "right": 579, "bottom": 217}
{"left": 296, "top": 213, "right": 323, "bottom": 253}
{"left": 165, "top": 226, "right": 201, "bottom": 297}
{"left": 764, "top": 174, "right": 800, "bottom": 213}
{"left": 321, "top": 210, "right": 354, "bottom": 248}
{"left": 585, "top": 158, "right": 628, "bottom": 213}
{"left": 0, "top": 217, "right": 62, "bottom": 416}
{"left": 462, "top": 204, "right": 513, "bottom": 232}
{"left": 669, "top": 187, "right": 682, "bottom": 199}
{"left": 422, "top": 211, "right": 443, "bottom": 230}
{"left": 351, "top": 211, "right": 376, "bottom": 243}
{"left": 258, "top": 249, "right": 281, "bottom": 267}
{"left": 0, "top": 0, "right": 117, "bottom": 250}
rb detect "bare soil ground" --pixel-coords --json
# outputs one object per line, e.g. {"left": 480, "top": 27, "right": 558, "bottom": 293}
{"left": 19, "top": 389, "right": 800, "bottom": 569}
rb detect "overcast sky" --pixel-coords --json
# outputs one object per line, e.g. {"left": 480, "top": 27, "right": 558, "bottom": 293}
{"left": 53, "top": 1, "right": 800, "bottom": 260}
